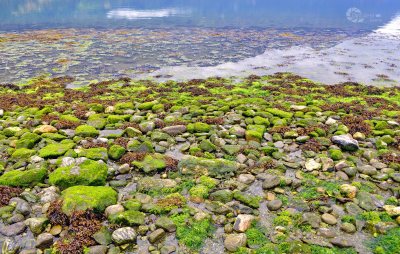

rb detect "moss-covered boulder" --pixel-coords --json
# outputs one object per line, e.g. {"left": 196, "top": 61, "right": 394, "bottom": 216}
{"left": 133, "top": 153, "right": 166, "bottom": 173}
{"left": 0, "top": 167, "right": 46, "bottom": 187}
{"left": 178, "top": 155, "right": 239, "bottom": 177}
{"left": 137, "top": 177, "right": 177, "bottom": 193}
{"left": 16, "top": 132, "right": 41, "bottom": 149}
{"left": 61, "top": 186, "right": 117, "bottom": 215}
{"left": 108, "top": 145, "right": 126, "bottom": 160}
{"left": 11, "top": 148, "right": 36, "bottom": 160}
{"left": 39, "top": 142, "right": 75, "bottom": 158}
{"left": 87, "top": 115, "right": 107, "bottom": 130}
{"left": 75, "top": 125, "right": 99, "bottom": 137}
{"left": 109, "top": 210, "right": 146, "bottom": 226}
{"left": 49, "top": 159, "right": 108, "bottom": 189}
{"left": 80, "top": 147, "right": 108, "bottom": 161}
{"left": 266, "top": 108, "right": 293, "bottom": 118}
{"left": 187, "top": 122, "right": 211, "bottom": 133}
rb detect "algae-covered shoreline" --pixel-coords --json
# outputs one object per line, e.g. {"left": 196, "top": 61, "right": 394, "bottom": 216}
{"left": 0, "top": 73, "right": 399, "bottom": 253}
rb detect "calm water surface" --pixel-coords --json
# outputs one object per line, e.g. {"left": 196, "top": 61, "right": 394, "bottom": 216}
{"left": 0, "top": 0, "right": 399, "bottom": 85}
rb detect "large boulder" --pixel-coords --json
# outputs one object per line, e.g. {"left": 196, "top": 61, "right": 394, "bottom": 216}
{"left": 61, "top": 186, "right": 118, "bottom": 215}
{"left": 49, "top": 159, "right": 108, "bottom": 189}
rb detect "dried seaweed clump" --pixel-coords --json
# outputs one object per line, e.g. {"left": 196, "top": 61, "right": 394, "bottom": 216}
{"left": 0, "top": 186, "right": 22, "bottom": 207}
{"left": 55, "top": 209, "right": 102, "bottom": 254}
{"left": 81, "top": 138, "right": 108, "bottom": 149}
{"left": 114, "top": 137, "right": 129, "bottom": 148}
{"left": 47, "top": 200, "right": 69, "bottom": 226}
{"left": 203, "top": 117, "right": 224, "bottom": 125}
{"left": 119, "top": 152, "right": 147, "bottom": 165}
{"left": 55, "top": 120, "right": 80, "bottom": 129}
{"left": 269, "top": 126, "right": 291, "bottom": 135}
{"left": 301, "top": 139, "right": 323, "bottom": 153}
{"left": 165, "top": 156, "right": 179, "bottom": 171}
{"left": 341, "top": 115, "right": 372, "bottom": 135}
{"left": 379, "top": 152, "right": 400, "bottom": 164}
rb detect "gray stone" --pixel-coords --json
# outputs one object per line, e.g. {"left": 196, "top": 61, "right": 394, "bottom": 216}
{"left": 112, "top": 227, "right": 137, "bottom": 245}
{"left": 224, "top": 233, "right": 247, "bottom": 252}
{"left": 262, "top": 174, "right": 281, "bottom": 189}
{"left": 155, "top": 217, "right": 176, "bottom": 232}
{"left": 0, "top": 222, "right": 26, "bottom": 236}
{"left": 357, "top": 192, "right": 376, "bottom": 211}
{"left": 267, "top": 200, "right": 283, "bottom": 211}
{"left": 25, "top": 217, "right": 48, "bottom": 235}
{"left": 332, "top": 134, "right": 359, "bottom": 151}
{"left": 160, "top": 245, "right": 176, "bottom": 254}
{"left": 303, "top": 212, "right": 321, "bottom": 228}
{"left": 148, "top": 228, "right": 165, "bottom": 243}
{"left": 358, "top": 165, "right": 377, "bottom": 176}
{"left": 321, "top": 213, "right": 337, "bottom": 225}
{"left": 88, "top": 245, "right": 108, "bottom": 254}
{"left": 162, "top": 125, "right": 187, "bottom": 136}
{"left": 35, "top": 233, "right": 53, "bottom": 249}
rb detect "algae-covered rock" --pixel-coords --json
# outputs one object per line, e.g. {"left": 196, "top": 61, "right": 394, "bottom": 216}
{"left": 109, "top": 210, "right": 146, "bottom": 226}
{"left": 187, "top": 122, "right": 211, "bottom": 133}
{"left": 133, "top": 153, "right": 166, "bottom": 173}
{"left": 39, "top": 142, "right": 75, "bottom": 158}
{"left": 16, "top": 132, "right": 41, "bottom": 149}
{"left": 87, "top": 115, "right": 107, "bottom": 130}
{"left": 108, "top": 145, "right": 126, "bottom": 160}
{"left": 0, "top": 167, "right": 46, "bottom": 187}
{"left": 266, "top": 108, "right": 293, "bottom": 118}
{"left": 75, "top": 125, "right": 99, "bottom": 137}
{"left": 80, "top": 147, "right": 108, "bottom": 161}
{"left": 137, "top": 177, "right": 177, "bottom": 193}
{"left": 61, "top": 185, "right": 117, "bottom": 215}
{"left": 178, "top": 155, "right": 239, "bottom": 177}
{"left": 11, "top": 148, "right": 36, "bottom": 160}
{"left": 49, "top": 159, "right": 108, "bottom": 188}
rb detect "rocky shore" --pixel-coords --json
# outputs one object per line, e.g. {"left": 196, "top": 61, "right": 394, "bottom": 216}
{"left": 0, "top": 73, "right": 399, "bottom": 254}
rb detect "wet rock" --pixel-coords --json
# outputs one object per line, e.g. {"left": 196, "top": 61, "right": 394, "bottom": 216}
{"left": 321, "top": 213, "right": 337, "bottom": 225}
{"left": 148, "top": 228, "right": 165, "bottom": 243}
{"left": 93, "top": 227, "right": 112, "bottom": 245}
{"left": 332, "top": 134, "right": 359, "bottom": 151}
{"left": 162, "top": 125, "right": 187, "bottom": 136}
{"left": 35, "top": 233, "right": 53, "bottom": 249}
{"left": 25, "top": 217, "right": 48, "bottom": 235}
{"left": 237, "top": 174, "right": 255, "bottom": 184}
{"left": 262, "top": 174, "right": 281, "bottom": 189}
{"left": 304, "top": 159, "right": 321, "bottom": 171}
{"left": 87, "top": 245, "right": 108, "bottom": 254}
{"left": 341, "top": 223, "right": 356, "bottom": 233}
{"left": 233, "top": 214, "right": 254, "bottom": 232}
{"left": 178, "top": 155, "right": 239, "bottom": 177}
{"left": 303, "top": 212, "right": 321, "bottom": 228}
{"left": 155, "top": 217, "right": 176, "bottom": 232}
{"left": 0, "top": 222, "right": 26, "bottom": 236}
{"left": 267, "top": 200, "right": 283, "bottom": 211}
{"left": 357, "top": 191, "right": 376, "bottom": 211}
{"left": 340, "top": 184, "right": 357, "bottom": 199}
{"left": 112, "top": 227, "right": 137, "bottom": 245}
{"left": 224, "top": 233, "right": 247, "bottom": 252}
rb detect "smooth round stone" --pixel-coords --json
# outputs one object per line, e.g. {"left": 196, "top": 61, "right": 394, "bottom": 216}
{"left": 50, "top": 225, "right": 63, "bottom": 236}
{"left": 341, "top": 223, "right": 356, "bottom": 233}
{"left": 267, "top": 200, "right": 283, "bottom": 211}
{"left": 321, "top": 213, "right": 337, "bottom": 225}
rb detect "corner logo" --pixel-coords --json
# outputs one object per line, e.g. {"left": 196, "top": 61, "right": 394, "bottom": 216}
{"left": 346, "top": 7, "right": 364, "bottom": 23}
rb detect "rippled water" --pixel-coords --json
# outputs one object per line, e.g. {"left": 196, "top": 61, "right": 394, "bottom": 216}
{"left": 0, "top": 0, "right": 399, "bottom": 85}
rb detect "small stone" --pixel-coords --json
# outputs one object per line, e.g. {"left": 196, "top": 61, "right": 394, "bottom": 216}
{"left": 330, "top": 237, "right": 353, "bottom": 248}
{"left": 383, "top": 205, "right": 400, "bottom": 216}
{"left": 353, "top": 132, "right": 365, "bottom": 140}
{"left": 321, "top": 213, "right": 337, "bottom": 225}
{"left": 305, "top": 159, "right": 322, "bottom": 171}
{"left": 233, "top": 214, "right": 254, "bottom": 232}
{"left": 112, "top": 227, "right": 137, "bottom": 245}
{"left": 36, "top": 233, "right": 54, "bottom": 249}
{"left": 262, "top": 174, "right": 281, "bottom": 189}
{"left": 267, "top": 200, "right": 283, "bottom": 211}
{"left": 87, "top": 245, "right": 108, "bottom": 254}
{"left": 237, "top": 174, "right": 255, "bottom": 184}
{"left": 50, "top": 225, "right": 63, "bottom": 236}
{"left": 303, "top": 212, "right": 321, "bottom": 228}
{"left": 341, "top": 223, "right": 356, "bottom": 233}
{"left": 105, "top": 204, "right": 125, "bottom": 217}
{"left": 358, "top": 165, "right": 377, "bottom": 176}
{"left": 25, "top": 217, "right": 48, "bottom": 235}
{"left": 325, "top": 117, "right": 337, "bottom": 125}
{"left": 162, "top": 125, "right": 187, "bottom": 136}
{"left": 118, "top": 163, "right": 131, "bottom": 174}
{"left": 155, "top": 217, "right": 176, "bottom": 232}
{"left": 148, "top": 228, "right": 165, "bottom": 243}
{"left": 340, "top": 184, "right": 357, "bottom": 199}
{"left": 224, "top": 233, "right": 247, "bottom": 252}
{"left": 34, "top": 125, "right": 57, "bottom": 134}
{"left": 160, "top": 245, "right": 176, "bottom": 254}
{"left": 0, "top": 222, "right": 26, "bottom": 236}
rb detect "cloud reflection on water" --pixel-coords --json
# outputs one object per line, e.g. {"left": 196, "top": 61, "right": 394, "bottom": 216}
{"left": 106, "top": 8, "right": 188, "bottom": 20}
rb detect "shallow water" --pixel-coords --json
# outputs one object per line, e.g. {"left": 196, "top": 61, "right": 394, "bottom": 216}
{"left": 0, "top": 0, "right": 400, "bottom": 85}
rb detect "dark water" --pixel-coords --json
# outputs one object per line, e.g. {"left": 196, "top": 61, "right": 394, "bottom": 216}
{"left": 0, "top": 1, "right": 399, "bottom": 85}
{"left": 1, "top": 0, "right": 399, "bottom": 31}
